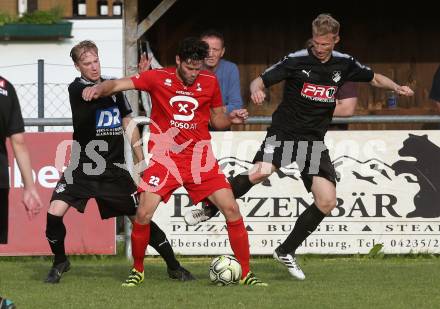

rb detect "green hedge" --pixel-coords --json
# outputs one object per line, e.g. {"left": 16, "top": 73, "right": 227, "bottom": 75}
{"left": 0, "top": 7, "right": 63, "bottom": 26}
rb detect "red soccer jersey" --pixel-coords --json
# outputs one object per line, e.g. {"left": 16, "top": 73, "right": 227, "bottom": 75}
{"left": 131, "top": 68, "right": 223, "bottom": 158}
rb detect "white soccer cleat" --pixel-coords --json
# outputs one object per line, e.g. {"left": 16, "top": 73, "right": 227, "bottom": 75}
{"left": 273, "top": 248, "right": 306, "bottom": 280}
{"left": 183, "top": 208, "right": 210, "bottom": 226}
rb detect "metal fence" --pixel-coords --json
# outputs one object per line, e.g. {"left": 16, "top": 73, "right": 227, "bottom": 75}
{"left": 23, "top": 115, "right": 440, "bottom": 127}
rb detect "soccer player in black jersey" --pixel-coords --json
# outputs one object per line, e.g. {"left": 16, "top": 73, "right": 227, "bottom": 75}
{"left": 184, "top": 13, "right": 414, "bottom": 280}
{"left": 44, "top": 40, "right": 194, "bottom": 284}
{"left": 0, "top": 76, "right": 43, "bottom": 244}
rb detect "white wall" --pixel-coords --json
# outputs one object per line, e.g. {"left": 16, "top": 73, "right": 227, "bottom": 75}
{"left": 0, "top": 19, "right": 123, "bottom": 128}
{"left": 0, "top": 19, "right": 123, "bottom": 84}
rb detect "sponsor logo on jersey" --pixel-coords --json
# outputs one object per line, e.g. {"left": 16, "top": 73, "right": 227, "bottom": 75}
{"left": 176, "top": 90, "right": 194, "bottom": 96}
{"left": 168, "top": 95, "right": 199, "bottom": 130}
{"left": 96, "top": 106, "right": 121, "bottom": 129}
{"left": 301, "top": 82, "right": 337, "bottom": 103}
{"left": 164, "top": 78, "right": 172, "bottom": 86}
{"left": 169, "top": 95, "right": 199, "bottom": 122}
{"left": 302, "top": 70, "right": 311, "bottom": 77}
{"left": 332, "top": 71, "right": 342, "bottom": 83}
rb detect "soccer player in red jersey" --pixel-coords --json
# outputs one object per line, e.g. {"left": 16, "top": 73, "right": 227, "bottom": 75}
{"left": 82, "top": 37, "right": 267, "bottom": 287}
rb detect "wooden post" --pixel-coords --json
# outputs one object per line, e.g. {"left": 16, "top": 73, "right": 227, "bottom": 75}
{"left": 122, "top": 0, "right": 138, "bottom": 261}
{"left": 123, "top": 0, "right": 139, "bottom": 116}
{"left": 136, "top": 0, "right": 177, "bottom": 39}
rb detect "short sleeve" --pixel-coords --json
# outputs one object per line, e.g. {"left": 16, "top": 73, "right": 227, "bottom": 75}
{"left": 260, "top": 55, "right": 297, "bottom": 88}
{"left": 345, "top": 56, "right": 374, "bottom": 83}
{"left": 7, "top": 82, "right": 25, "bottom": 136}
{"left": 131, "top": 70, "right": 156, "bottom": 91}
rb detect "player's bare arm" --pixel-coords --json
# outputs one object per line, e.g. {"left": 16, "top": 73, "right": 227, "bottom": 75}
{"left": 122, "top": 116, "right": 144, "bottom": 164}
{"left": 10, "top": 132, "right": 43, "bottom": 219}
{"left": 250, "top": 77, "right": 266, "bottom": 105}
{"left": 370, "top": 73, "right": 414, "bottom": 96}
{"left": 210, "top": 107, "right": 248, "bottom": 130}
{"left": 333, "top": 97, "right": 357, "bottom": 117}
{"left": 82, "top": 77, "right": 135, "bottom": 101}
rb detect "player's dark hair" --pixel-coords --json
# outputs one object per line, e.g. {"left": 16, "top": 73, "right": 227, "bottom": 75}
{"left": 177, "top": 37, "right": 208, "bottom": 62}
{"left": 70, "top": 40, "right": 99, "bottom": 63}
{"left": 200, "top": 29, "right": 225, "bottom": 47}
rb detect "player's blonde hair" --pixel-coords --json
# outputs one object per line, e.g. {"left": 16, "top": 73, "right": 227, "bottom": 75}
{"left": 70, "top": 40, "right": 99, "bottom": 63}
{"left": 312, "top": 13, "right": 340, "bottom": 37}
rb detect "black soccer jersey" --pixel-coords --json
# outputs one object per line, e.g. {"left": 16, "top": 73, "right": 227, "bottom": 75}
{"left": 68, "top": 76, "right": 132, "bottom": 172}
{"left": 261, "top": 48, "right": 374, "bottom": 140}
{"left": 0, "top": 76, "right": 25, "bottom": 188}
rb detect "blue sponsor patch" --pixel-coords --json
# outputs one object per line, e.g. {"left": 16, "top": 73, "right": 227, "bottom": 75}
{"left": 95, "top": 106, "right": 121, "bottom": 129}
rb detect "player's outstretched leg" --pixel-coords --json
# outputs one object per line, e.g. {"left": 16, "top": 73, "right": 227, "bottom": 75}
{"left": 183, "top": 202, "right": 214, "bottom": 225}
{"left": 122, "top": 221, "right": 150, "bottom": 287}
{"left": 148, "top": 221, "right": 196, "bottom": 281}
{"left": 184, "top": 174, "right": 256, "bottom": 225}
{"left": 273, "top": 247, "right": 305, "bottom": 280}
{"left": 271, "top": 203, "right": 324, "bottom": 281}
{"left": 227, "top": 218, "right": 267, "bottom": 287}
{"left": 45, "top": 212, "right": 71, "bottom": 284}
{"left": 167, "top": 266, "right": 196, "bottom": 281}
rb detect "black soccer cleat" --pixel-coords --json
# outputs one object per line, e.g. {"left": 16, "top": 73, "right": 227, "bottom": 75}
{"left": 167, "top": 266, "right": 196, "bottom": 281}
{"left": 44, "top": 260, "right": 71, "bottom": 284}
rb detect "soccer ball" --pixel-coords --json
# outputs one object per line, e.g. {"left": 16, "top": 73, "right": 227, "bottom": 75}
{"left": 209, "top": 255, "right": 242, "bottom": 286}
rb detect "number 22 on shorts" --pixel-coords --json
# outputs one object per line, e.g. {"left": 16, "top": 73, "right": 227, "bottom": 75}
{"left": 148, "top": 175, "right": 160, "bottom": 187}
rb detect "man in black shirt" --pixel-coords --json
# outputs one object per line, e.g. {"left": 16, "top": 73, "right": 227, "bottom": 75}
{"left": 44, "top": 40, "right": 194, "bottom": 284}
{"left": 0, "top": 76, "right": 43, "bottom": 244}
{"left": 185, "top": 14, "right": 414, "bottom": 279}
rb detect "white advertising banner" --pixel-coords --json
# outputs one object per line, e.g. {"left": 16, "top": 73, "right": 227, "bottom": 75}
{"left": 150, "top": 130, "right": 440, "bottom": 255}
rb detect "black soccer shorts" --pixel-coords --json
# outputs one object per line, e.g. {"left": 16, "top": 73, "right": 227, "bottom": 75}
{"left": 50, "top": 168, "right": 138, "bottom": 219}
{"left": 253, "top": 129, "right": 336, "bottom": 192}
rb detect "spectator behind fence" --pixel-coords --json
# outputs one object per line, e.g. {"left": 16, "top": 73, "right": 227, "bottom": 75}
{"left": 330, "top": 81, "right": 358, "bottom": 130}
{"left": 0, "top": 76, "right": 43, "bottom": 245}
{"left": 201, "top": 30, "right": 243, "bottom": 131}
{"left": 422, "top": 65, "right": 440, "bottom": 129}
{"left": 430, "top": 65, "right": 440, "bottom": 111}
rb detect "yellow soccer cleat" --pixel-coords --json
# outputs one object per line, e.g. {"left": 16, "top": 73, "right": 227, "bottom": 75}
{"left": 239, "top": 271, "right": 268, "bottom": 287}
{"left": 121, "top": 268, "right": 144, "bottom": 287}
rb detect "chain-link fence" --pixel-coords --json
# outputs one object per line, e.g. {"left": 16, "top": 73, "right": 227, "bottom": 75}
{"left": 15, "top": 82, "right": 71, "bottom": 132}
